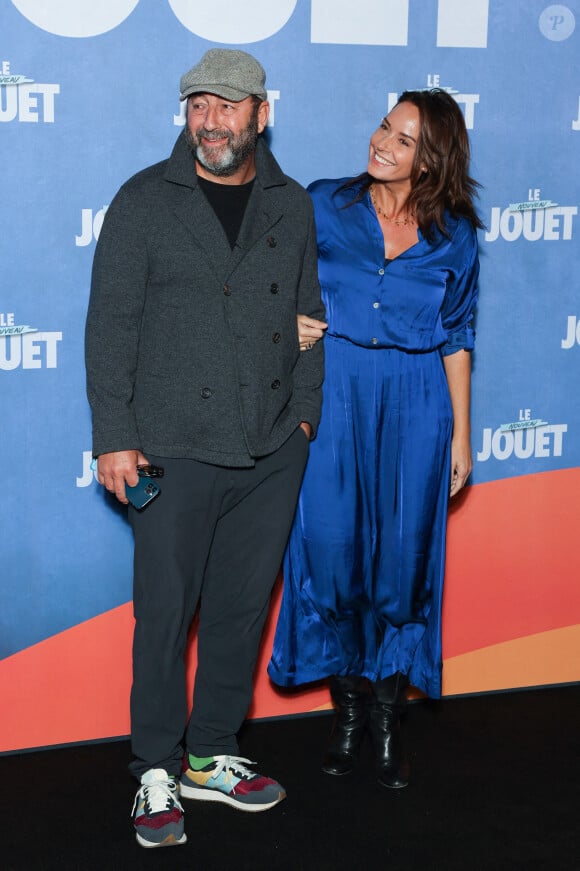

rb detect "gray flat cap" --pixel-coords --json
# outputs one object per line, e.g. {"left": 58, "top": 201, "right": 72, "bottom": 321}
{"left": 180, "top": 48, "right": 267, "bottom": 102}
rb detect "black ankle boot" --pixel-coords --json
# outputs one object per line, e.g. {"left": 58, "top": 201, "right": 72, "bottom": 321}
{"left": 322, "top": 675, "right": 370, "bottom": 776}
{"left": 370, "top": 673, "right": 410, "bottom": 789}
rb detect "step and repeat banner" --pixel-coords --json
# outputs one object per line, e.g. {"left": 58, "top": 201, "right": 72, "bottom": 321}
{"left": 1, "top": 0, "right": 579, "bottom": 752}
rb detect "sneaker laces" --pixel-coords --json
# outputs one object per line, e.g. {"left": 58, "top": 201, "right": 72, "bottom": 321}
{"left": 131, "top": 776, "right": 181, "bottom": 816}
{"left": 211, "top": 755, "right": 257, "bottom": 781}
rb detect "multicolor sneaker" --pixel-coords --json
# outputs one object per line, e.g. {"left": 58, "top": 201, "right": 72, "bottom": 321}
{"left": 180, "top": 754, "right": 286, "bottom": 812}
{"left": 132, "top": 768, "right": 187, "bottom": 848}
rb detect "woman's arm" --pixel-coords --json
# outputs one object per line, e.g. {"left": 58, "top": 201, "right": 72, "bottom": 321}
{"left": 443, "top": 349, "right": 472, "bottom": 497}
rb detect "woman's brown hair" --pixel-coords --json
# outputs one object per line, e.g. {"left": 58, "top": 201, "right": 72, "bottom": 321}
{"left": 340, "top": 88, "right": 484, "bottom": 239}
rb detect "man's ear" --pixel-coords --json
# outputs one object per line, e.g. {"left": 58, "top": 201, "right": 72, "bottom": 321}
{"left": 257, "top": 100, "right": 270, "bottom": 134}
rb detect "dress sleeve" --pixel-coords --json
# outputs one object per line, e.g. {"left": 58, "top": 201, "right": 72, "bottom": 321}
{"left": 440, "top": 219, "right": 480, "bottom": 356}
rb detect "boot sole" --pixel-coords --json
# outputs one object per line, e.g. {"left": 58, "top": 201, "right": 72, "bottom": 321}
{"left": 321, "top": 766, "right": 353, "bottom": 776}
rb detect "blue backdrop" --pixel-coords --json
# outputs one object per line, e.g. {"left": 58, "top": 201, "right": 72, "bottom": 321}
{"left": 2, "top": 0, "right": 579, "bottom": 663}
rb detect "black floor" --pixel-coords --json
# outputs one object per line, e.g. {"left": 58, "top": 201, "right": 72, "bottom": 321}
{"left": 2, "top": 685, "right": 579, "bottom": 871}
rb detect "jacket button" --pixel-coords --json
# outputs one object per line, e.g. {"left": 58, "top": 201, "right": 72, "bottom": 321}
{"left": 271, "top": 379, "right": 281, "bottom": 389}
{"left": 267, "top": 236, "right": 277, "bottom": 248}
{"left": 223, "top": 284, "right": 231, "bottom": 296}
{"left": 272, "top": 332, "right": 281, "bottom": 343}
{"left": 270, "top": 283, "right": 279, "bottom": 294}
{"left": 200, "top": 387, "right": 212, "bottom": 399}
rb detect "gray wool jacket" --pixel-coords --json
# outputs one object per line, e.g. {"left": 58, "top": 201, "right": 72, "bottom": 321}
{"left": 85, "top": 133, "right": 325, "bottom": 467}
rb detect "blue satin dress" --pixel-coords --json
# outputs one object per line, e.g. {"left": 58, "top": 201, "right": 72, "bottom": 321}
{"left": 268, "top": 179, "right": 480, "bottom": 698}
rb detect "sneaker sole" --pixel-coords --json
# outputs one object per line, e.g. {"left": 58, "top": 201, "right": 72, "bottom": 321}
{"left": 180, "top": 782, "right": 286, "bottom": 812}
{"left": 135, "top": 832, "right": 187, "bottom": 849}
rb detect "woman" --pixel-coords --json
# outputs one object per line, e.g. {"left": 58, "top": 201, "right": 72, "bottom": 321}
{"left": 270, "top": 89, "right": 483, "bottom": 788}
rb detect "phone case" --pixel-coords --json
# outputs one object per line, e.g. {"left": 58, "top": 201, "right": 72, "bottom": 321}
{"left": 125, "top": 477, "right": 161, "bottom": 509}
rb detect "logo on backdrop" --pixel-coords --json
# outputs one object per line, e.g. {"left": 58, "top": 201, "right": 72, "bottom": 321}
{"left": 561, "top": 316, "right": 580, "bottom": 349}
{"left": 0, "top": 313, "right": 62, "bottom": 370}
{"left": 476, "top": 410, "right": 567, "bottom": 462}
{"left": 538, "top": 5, "right": 576, "bottom": 41}
{"left": 312, "top": 0, "right": 489, "bottom": 48}
{"left": 387, "top": 75, "right": 479, "bottom": 129}
{"left": 10, "top": 0, "right": 490, "bottom": 48}
{"left": 76, "top": 207, "right": 108, "bottom": 246}
{"left": 0, "top": 60, "right": 59, "bottom": 123}
{"left": 485, "top": 189, "right": 577, "bottom": 242}
{"left": 76, "top": 451, "right": 98, "bottom": 487}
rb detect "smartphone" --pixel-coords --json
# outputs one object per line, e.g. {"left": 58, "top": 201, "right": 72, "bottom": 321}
{"left": 125, "top": 476, "right": 161, "bottom": 509}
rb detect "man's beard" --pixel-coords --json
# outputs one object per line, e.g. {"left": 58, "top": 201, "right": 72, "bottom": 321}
{"left": 186, "top": 112, "right": 259, "bottom": 177}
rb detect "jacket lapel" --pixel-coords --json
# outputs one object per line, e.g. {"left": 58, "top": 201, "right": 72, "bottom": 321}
{"left": 164, "top": 133, "right": 287, "bottom": 281}
{"left": 173, "top": 186, "right": 232, "bottom": 275}
{"left": 225, "top": 184, "right": 282, "bottom": 276}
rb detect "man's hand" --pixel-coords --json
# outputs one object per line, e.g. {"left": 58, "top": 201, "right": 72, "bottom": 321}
{"left": 95, "top": 450, "right": 150, "bottom": 504}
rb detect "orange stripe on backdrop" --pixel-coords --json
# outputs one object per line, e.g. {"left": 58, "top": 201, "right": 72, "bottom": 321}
{"left": 443, "top": 625, "right": 580, "bottom": 695}
{"left": 443, "top": 468, "right": 580, "bottom": 659}
{"left": 0, "top": 604, "right": 134, "bottom": 753}
{"left": 1, "top": 469, "right": 579, "bottom": 752}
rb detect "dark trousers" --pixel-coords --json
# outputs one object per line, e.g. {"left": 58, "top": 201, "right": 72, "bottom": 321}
{"left": 128, "top": 428, "right": 309, "bottom": 779}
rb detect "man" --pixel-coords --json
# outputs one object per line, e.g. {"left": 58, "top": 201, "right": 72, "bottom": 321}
{"left": 85, "top": 48, "right": 324, "bottom": 849}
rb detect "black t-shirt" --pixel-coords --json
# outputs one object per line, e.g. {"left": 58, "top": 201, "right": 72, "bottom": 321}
{"left": 197, "top": 175, "right": 255, "bottom": 248}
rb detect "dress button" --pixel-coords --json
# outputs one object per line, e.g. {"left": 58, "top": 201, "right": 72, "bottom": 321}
{"left": 271, "top": 379, "right": 281, "bottom": 389}
{"left": 267, "top": 236, "right": 277, "bottom": 248}
{"left": 371, "top": 337, "right": 378, "bottom": 345}
{"left": 270, "top": 283, "right": 279, "bottom": 294}
{"left": 272, "top": 332, "right": 281, "bottom": 343}
{"left": 223, "top": 284, "right": 231, "bottom": 296}
{"left": 200, "top": 387, "right": 212, "bottom": 399}
{"left": 378, "top": 267, "right": 385, "bottom": 275}
{"left": 373, "top": 302, "right": 380, "bottom": 309}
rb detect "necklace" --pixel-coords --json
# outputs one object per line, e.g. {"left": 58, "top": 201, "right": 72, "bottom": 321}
{"left": 370, "top": 184, "right": 414, "bottom": 226}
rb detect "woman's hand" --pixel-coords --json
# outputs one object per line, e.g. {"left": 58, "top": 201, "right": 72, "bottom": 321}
{"left": 297, "top": 314, "right": 327, "bottom": 351}
{"left": 449, "top": 436, "right": 472, "bottom": 497}
{"left": 442, "top": 349, "right": 472, "bottom": 498}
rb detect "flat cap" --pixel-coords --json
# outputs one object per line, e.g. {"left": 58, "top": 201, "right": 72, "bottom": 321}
{"left": 180, "top": 48, "right": 267, "bottom": 102}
